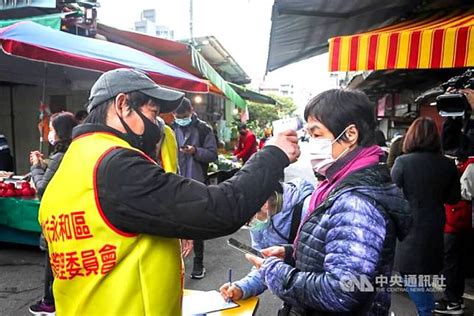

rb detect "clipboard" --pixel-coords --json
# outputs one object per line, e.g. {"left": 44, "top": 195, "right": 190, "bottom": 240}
{"left": 182, "top": 290, "right": 239, "bottom": 315}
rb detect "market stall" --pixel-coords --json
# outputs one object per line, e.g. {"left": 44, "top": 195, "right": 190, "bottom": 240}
{"left": 0, "top": 176, "right": 40, "bottom": 245}
{"left": 0, "top": 21, "right": 212, "bottom": 245}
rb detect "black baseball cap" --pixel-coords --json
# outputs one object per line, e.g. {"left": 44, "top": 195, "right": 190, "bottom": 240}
{"left": 87, "top": 68, "right": 185, "bottom": 113}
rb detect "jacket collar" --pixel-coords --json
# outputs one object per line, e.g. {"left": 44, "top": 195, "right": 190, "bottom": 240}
{"left": 325, "top": 146, "right": 363, "bottom": 181}
{"left": 72, "top": 123, "right": 130, "bottom": 144}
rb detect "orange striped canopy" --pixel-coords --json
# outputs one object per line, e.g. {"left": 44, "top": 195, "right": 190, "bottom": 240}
{"left": 328, "top": 10, "right": 474, "bottom": 72}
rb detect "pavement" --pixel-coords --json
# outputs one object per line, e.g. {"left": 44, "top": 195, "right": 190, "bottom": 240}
{"left": 1, "top": 228, "right": 474, "bottom": 315}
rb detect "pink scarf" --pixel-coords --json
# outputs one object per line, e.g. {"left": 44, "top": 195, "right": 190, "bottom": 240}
{"left": 291, "top": 145, "right": 384, "bottom": 255}
{"left": 308, "top": 145, "right": 384, "bottom": 215}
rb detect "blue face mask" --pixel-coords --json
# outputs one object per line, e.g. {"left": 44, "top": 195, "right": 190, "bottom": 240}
{"left": 175, "top": 117, "right": 192, "bottom": 126}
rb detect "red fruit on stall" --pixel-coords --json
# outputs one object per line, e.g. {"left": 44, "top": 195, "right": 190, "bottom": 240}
{"left": 4, "top": 189, "right": 15, "bottom": 197}
{"left": 21, "top": 182, "right": 31, "bottom": 188}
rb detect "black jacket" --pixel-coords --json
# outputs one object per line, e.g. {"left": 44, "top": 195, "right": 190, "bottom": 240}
{"left": 442, "top": 117, "right": 474, "bottom": 158}
{"left": 73, "top": 124, "right": 289, "bottom": 240}
{"left": 391, "top": 152, "right": 460, "bottom": 274}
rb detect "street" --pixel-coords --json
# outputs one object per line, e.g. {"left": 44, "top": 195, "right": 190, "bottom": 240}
{"left": 1, "top": 228, "right": 474, "bottom": 315}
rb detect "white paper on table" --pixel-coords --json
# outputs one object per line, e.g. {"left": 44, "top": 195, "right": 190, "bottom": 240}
{"left": 182, "top": 290, "right": 239, "bottom": 315}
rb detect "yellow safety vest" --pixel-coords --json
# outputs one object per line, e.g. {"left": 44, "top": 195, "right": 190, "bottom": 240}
{"left": 160, "top": 125, "right": 179, "bottom": 173}
{"left": 39, "top": 131, "right": 183, "bottom": 316}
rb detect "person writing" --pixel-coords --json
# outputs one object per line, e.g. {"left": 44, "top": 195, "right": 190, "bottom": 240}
{"left": 219, "top": 178, "right": 313, "bottom": 301}
{"left": 38, "top": 68, "right": 300, "bottom": 316}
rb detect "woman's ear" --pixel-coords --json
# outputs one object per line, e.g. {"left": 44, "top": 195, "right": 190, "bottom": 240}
{"left": 346, "top": 125, "right": 359, "bottom": 145}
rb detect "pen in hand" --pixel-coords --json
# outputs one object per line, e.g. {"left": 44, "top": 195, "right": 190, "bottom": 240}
{"left": 227, "top": 268, "right": 232, "bottom": 303}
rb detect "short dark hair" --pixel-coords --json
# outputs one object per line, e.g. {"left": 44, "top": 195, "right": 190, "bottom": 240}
{"left": 304, "top": 89, "right": 376, "bottom": 146}
{"left": 84, "top": 91, "right": 158, "bottom": 124}
{"left": 83, "top": 98, "right": 113, "bottom": 124}
{"left": 175, "top": 98, "right": 192, "bottom": 115}
{"left": 403, "top": 117, "right": 441, "bottom": 154}
{"left": 75, "top": 110, "right": 88, "bottom": 122}
{"left": 239, "top": 123, "right": 247, "bottom": 130}
{"left": 51, "top": 112, "right": 77, "bottom": 153}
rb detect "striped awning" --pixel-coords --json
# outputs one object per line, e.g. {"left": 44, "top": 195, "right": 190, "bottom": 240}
{"left": 329, "top": 10, "right": 474, "bottom": 72}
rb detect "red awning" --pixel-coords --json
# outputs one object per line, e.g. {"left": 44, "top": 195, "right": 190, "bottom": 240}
{"left": 0, "top": 22, "right": 209, "bottom": 92}
{"left": 329, "top": 10, "right": 474, "bottom": 72}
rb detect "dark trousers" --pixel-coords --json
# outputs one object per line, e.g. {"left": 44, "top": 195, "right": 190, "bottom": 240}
{"left": 443, "top": 232, "right": 471, "bottom": 302}
{"left": 43, "top": 253, "right": 54, "bottom": 305}
{"left": 193, "top": 240, "right": 204, "bottom": 265}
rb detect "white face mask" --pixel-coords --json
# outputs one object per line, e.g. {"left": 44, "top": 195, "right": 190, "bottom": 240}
{"left": 48, "top": 130, "right": 57, "bottom": 146}
{"left": 309, "top": 125, "right": 353, "bottom": 177}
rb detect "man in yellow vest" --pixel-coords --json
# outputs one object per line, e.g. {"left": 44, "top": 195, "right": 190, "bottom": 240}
{"left": 38, "top": 68, "right": 300, "bottom": 316}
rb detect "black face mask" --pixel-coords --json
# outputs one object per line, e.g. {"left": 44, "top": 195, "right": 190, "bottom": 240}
{"left": 118, "top": 109, "right": 162, "bottom": 156}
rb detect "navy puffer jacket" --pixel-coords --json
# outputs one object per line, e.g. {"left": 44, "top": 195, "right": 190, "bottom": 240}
{"left": 259, "top": 165, "right": 411, "bottom": 315}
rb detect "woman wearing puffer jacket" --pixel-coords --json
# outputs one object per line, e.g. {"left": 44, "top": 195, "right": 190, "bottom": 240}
{"left": 245, "top": 89, "right": 412, "bottom": 316}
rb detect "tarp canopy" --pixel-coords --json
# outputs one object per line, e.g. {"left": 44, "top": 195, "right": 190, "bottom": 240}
{"left": 228, "top": 83, "right": 276, "bottom": 105}
{"left": 0, "top": 12, "right": 72, "bottom": 29}
{"left": 266, "top": 0, "right": 423, "bottom": 73}
{"left": 0, "top": 21, "right": 209, "bottom": 93}
{"left": 97, "top": 23, "right": 247, "bottom": 109}
{"left": 346, "top": 68, "right": 466, "bottom": 99}
{"left": 329, "top": 10, "right": 474, "bottom": 72}
{"left": 188, "top": 36, "right": 251, "bottom": 85}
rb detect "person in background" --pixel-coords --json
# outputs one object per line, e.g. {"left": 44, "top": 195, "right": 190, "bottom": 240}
{"left": 219, "top": 178, "right": 314, "bottom": 301}
{"left": 0, "top": 133, "right": 14, "bottom": 172}
{"left": 37, "top": 68, "right": 300, "bottom": 315}
{"left": 375, "top": 130, "right": 388, "bottom": 163}
{"left": 391, "top": 117, "right": 460, "bottom": 316}
{"left": 259, "top": 127, "right": 272, "bottom": 150}
{"left": 154, "top": 116, "right": 178, "bottom": 173}
{"left": 460, "top": 158, "right": 474, "bottom": 201}
{"left": 233, "top": 123, "right": 257, "bottom": 163}
{"left": 153, "top": 115, "right": 193, "bottom": 259}
{"left": 29, "top": 112, "right": 77, "bottom": 316}
{"left": 387, "top": 132, "right": 404, "bottom": 168}
{"left": 245, "top": 89, "right": 411, "bottom": 315}
{"left": 441, "top": 88, "right": 474, "bottom": 158}
{"left": 74, "top": 110, "right": 88, "bottom": 124}
{"left": 172, "top": 98, "right": 218, "bottom": 279}
{"left": 434, "top": 156, "right": 474, "bottom": 315}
